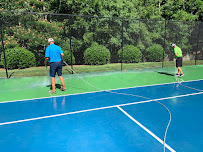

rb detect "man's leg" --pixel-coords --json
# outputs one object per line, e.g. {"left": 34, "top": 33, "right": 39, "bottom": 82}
{"left": 178, "top": 67, "right": 183, "bottom": 74}
{"left": 49, "top": 63, "right": 56, "bottom": 94}
{"left": 177, "top": 67, "right": 180, "bottom": 74}
{"left": 51, "top": 77, "right": 56, "bottom": 91}
{"left": 177, "top": 57, "right": 183, "bottom": 75}
{"left": 58, "top": 62, "right": 66, "bottom": 91}
{"left": 176, "top": 59, "right": 179, "bottom": 74}
{"left": 59, "top": 76, "right": 66, "bottom": 90}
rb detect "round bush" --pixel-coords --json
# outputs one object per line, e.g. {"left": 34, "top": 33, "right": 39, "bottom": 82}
{"left": 144, "top": 44, "right": 164, "bottom": 62}
{"left": 1, "top": 47, "right": 36, "bottom": 69}
{"left": 62, "top": 50, "right": 76, "bottom": 65}
{"left": 118, "top": 45, "right": 142, "bottom": 63}
{"left": 84, "top": 43, "right": 110, "bottom": 65}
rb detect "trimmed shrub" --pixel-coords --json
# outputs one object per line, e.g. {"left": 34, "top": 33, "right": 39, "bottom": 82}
{"left": 144, "top": 44, "right": 164, "bottom": 62}
{"left": 1, "top": 47, "right": 36, "bottom": 69}
{"left": 62, "top": 50, "right": 76, "bottom": 65}
{"left": 118, "top": 45, "right": 142, "bottom": 63}
{"left": 84, "top": 43, "right": 110, "bottom": 65}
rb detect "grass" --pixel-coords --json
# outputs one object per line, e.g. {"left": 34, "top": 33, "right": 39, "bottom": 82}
{"left": 0, "top": 60, "right": 203, "bottom": 78}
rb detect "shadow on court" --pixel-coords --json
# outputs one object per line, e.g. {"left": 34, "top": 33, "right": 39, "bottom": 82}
{"left": 46, "top": 84, "right": 62, "bottom": 89}
{"left": 157, "top": 72, "right": 174, "bottom": 76}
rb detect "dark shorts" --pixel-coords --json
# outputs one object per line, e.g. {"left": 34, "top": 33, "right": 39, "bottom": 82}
{"left": 176, "top": 57, "right": 182, "bottom": 67}
{"left": 50, "top": 61, "right": 62, "bottom": 77}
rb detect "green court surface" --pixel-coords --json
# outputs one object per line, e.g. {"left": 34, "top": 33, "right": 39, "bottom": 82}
{"left": 0, "top": 65, "right": 202, "bottom": 102}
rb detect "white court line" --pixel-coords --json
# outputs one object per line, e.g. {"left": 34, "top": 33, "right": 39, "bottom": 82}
{"left": 0, "top": 100, "right": 152, "bottom": 126}
{"left": 0, "top": 91, "right": 203, "bottom": 126}
{"left": 117, "top": 106, "right": 176, "bottom": 152}
{"left": 1, "top": 79, "right": 203, "bottom": 103}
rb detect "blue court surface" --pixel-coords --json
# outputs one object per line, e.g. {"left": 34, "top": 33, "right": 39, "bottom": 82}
{"left": 0, "top": 79, "right": 203, "bottom": 152}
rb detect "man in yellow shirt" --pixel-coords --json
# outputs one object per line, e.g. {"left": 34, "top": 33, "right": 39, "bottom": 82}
{"left": 172, "top": 44, "right": 184, "bottom": 77}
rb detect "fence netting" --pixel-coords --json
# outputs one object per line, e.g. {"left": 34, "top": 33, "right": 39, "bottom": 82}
{"left": 0, "top": 11, "right": 202, "bottom": 78}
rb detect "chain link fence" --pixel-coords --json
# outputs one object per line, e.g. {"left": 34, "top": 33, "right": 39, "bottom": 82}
{"left": 0, "top": 11, "right": 202, "bottom": 78}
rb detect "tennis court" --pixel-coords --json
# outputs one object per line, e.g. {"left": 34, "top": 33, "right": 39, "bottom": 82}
{"left": 0, "top": 65, "right": 203, "bottom": 152}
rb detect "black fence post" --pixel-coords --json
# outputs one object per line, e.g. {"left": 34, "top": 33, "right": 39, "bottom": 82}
{"left": 0, "top": 23, "right": 8, "bottom": 79}
{"left": 195, "top": 21, "right": 200, "bottom": 65}
{"left": 69, "top": 16, "right": 73, "bottom": 74}
{"left": 162, "top": 20, "right": 167, "bottom": 68}
{"left": 121, "top": 18, "right": 124, "bottom": 71}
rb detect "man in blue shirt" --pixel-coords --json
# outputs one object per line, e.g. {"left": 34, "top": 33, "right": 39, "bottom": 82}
{"left": 45, "top": 38, "right": 66, "bottom": 94}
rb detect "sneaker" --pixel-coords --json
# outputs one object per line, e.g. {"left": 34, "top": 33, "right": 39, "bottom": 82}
{"left": 48, "top": 90, "right": 56, "bottom": 94}
{"left": 179, "top": 74, "right": 184, "bottom": 77}
{"left": 174, "top": 73, "right": 179, "bottom": 76}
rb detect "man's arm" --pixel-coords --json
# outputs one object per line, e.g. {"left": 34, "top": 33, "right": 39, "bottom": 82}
{"left": 60, "top": 53, "right": 64, "bottom": 61}
{"left": 44, "top": 57, "right": 49, "bottom": 65}
{"left": 174, "top": 48, "right": 177, "bottom": 58}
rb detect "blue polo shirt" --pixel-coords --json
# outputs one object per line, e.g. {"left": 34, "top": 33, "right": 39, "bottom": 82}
{"left": 45, "top": 44, "right": 63, "bottom": 63}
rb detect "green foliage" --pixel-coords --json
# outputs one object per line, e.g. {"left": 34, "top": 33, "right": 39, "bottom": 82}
{"left": 118, "top": 45, "right": 142, "bottom": 63}
{"left": 172, "top": 10, "right": 198, "bottom": 21}
{"left": 32, "top": 50, "right": 45, "bottom": 66}
{"left": 164, "top": 21, "right": 196, "bottom": 60}
{"left": 48, "top": 0, "right": 203, "bottom": 21}
{"left": 1, "top": 34, "right": 19, "bottom": 49}
{"left": 0, "top": 0, "right": 49, "bottom": 12}
{"left": 3, "top": 20, "right": 64, "bottom": 51}
{"left": 63, "top": 50, "right": 76, "bottom": 65}
{"left": 162, "top": 0, "right": 202, "bottom": 21}
{"left": 1, "top": 47, "right": 36, "bottom": 69}
{"left": 144, "top": 44, "right": 164, "bottom": 62}
{"left": 84, "top": 43, "right": 110, "bottom": 65}
{"left": 0, "top": 0, "right": 202, "bottom": 68}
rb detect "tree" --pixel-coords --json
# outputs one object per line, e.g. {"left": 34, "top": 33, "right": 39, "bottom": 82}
{"left": 162, "top": 0, "right": 202, "bottom": 21}
{"left": 0, "top": 0, "right": 48, "bottom": 12}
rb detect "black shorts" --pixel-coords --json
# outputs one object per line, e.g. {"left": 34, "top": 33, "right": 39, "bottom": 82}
{"left": 50, "top": 61, "right": 62, "bottom": 77}
{"left": 176, "top": 57, "right": 182, "bottom": 67}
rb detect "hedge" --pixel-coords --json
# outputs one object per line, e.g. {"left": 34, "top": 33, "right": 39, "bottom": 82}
{"left": 1, "top": 47, "right": 36, "bottom": 69}
{"left": 118, "top": 45, "right": 142, "bottom": 63}
{"left": 144, "top": 44, "right": 165, "bottom": 62}
{"left": 84, "top": 43, "right": 110, "bottom": 65}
